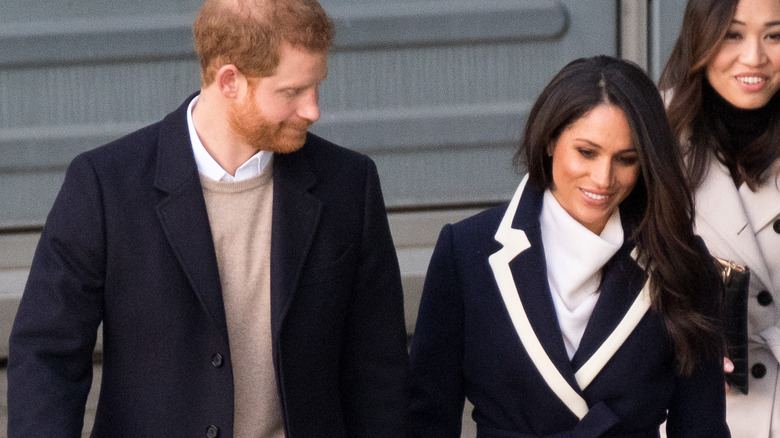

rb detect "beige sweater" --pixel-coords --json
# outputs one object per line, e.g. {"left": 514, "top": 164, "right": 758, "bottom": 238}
{"left": 200, "top": 170, "right": 285, "bottom": 438}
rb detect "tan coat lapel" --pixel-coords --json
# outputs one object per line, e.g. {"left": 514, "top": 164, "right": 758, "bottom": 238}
{"left": 694, "top": 156, "right": 772, "bottom": 290}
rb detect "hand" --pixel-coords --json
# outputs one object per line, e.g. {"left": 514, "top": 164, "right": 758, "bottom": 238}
{"left": 724, "top": 357, "right": 734, "bottom": 393}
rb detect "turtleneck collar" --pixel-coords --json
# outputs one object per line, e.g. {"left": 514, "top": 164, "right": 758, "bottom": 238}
{"left": 702, "top": 80, "right": 776, "bottom": 151}
{"left": 540, "top": 189, "right": 623, "bottom": 359}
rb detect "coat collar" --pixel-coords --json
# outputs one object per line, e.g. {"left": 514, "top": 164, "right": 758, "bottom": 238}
{"left": 151, "top": 93, "right": 325, "bottom": 344}
{"left": 153, "top": 93, "right": 231, "bottom": 344}
{"left": 694, "top": 154, "right": 773, "bottom": 289}
{"left": 570, "top": 242, "right": 646, "bottom": 368}
{"left": 269, "top": 142, "right": 321, "bottom": 339}
{"left": 489, "top": 175, "right": 650, "bottom": 419}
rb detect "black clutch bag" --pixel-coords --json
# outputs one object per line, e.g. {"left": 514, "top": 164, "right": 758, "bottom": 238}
{"left": 715, "top": 257, "right": 750, "bottom": 395}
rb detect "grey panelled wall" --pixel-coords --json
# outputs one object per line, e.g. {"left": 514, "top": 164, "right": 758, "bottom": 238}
{"left": 650, "top": 0, "right": 687, "bottom": 80}
{"left": 0, "top": 0, "right": 204, "bottom": 229}
{"left": 0, "top": 0, "right": 618, "bottom": 228}
{"left": 313, "top": 0, "right": 618, "bottom": 208}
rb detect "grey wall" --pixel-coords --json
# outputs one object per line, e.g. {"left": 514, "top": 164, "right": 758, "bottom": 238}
{"left": 650, "top": 0, "right": 687, "bottom": 79}
{"left": 1, "top": 0, "right": 620, "bottom": 229}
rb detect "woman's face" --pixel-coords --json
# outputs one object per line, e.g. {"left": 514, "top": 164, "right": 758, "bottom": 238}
{"left": 706, "top": 0, "right": 780, "bottom": 109}
{"left": 549, "top": 104, "right": 640, "bottom": 235}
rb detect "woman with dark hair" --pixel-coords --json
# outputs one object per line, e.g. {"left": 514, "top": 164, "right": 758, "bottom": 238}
{"left": 409, "top": 56, "right": 729, "bottom": 437}
{"left": 659, "top": 0, "right": 780, "bottom": 435}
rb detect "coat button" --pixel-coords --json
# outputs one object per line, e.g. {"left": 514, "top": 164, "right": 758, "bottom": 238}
{"left": 211, "top": 353, "right": 224, "bottom": 368}
{"left": 752, "top": 363, "right": 767, "bottom": 379}
{"left": 206, "top": 425, "right": 219, "bottom": 438}
{"left": 774, "top": 218, "right": 780, "bottom": 233}
{"left": 758, "top": 291, "right": 774, "bottom": 306}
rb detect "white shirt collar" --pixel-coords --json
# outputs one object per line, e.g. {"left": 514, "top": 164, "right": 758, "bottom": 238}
{"left": 187, "top": 95, "right": 273, "bottom": 182}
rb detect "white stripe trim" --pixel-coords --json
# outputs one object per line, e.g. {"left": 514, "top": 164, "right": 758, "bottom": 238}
{"left": 489, "top": 175, "right": 589, "bottom": 419}
{"left": 488, "top": 175, "right": 651, "bottom": 420}
{"left": 574, "top": 281, "right": 651, "bottom": 389}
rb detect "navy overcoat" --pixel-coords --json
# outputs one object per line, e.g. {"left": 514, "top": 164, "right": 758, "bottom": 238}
{"left": 8, "top": 94, "right": 408, "bottom": 438}
{"left": 409, "top": 176, "right": 729, "bottom": 437}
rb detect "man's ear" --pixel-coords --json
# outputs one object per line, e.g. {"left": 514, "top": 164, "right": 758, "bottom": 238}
{"left": 214, "top": 64, "right": 245, "bottom": 99}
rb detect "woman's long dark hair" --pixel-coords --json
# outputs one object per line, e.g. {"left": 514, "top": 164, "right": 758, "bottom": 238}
{"left": 514, "top": 56, "right": 722, "bottom": 374}
{"left": 659, "top": 0, "right": 780, "bottom": 190}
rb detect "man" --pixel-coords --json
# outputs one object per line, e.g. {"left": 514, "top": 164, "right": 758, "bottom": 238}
{"left": 7, "top": 0, "right": 408, "bottom": 436}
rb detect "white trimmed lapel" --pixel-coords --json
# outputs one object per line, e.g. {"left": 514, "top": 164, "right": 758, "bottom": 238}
{"left": 574, "top": 283, "right": 650, "bottom": 389}
{"left": 570, "top": 243, "right": 649, "bottom": 373}
{"left": 488, "top": 175, "right": 651, "bottom": 419}
{"left": 489, "top": 175, "right": 589, "bottom": 419}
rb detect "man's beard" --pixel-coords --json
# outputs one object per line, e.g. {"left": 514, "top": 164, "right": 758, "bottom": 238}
{"left": 228, "top": 97, "right": 313, "bottom": 154}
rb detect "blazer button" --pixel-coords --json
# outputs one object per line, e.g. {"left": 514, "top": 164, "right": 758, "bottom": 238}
{"left": 211, "top": 353, "right": 224, "bottom": 368}
{"left": 752, "top": 363, "right": 767, "bottom": 379}
{"left": 774, "top": 219, "right": 780, "bottom": 234}
{"left": 758, "top": 290, "right": 774, "bottom": 306}
{"left": 206, "top": 425, "right": 220, "bottom": 438}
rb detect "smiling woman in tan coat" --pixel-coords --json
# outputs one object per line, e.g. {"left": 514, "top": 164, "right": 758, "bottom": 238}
{"left": 660, "top": 0, "right": 780, "bottom": 435}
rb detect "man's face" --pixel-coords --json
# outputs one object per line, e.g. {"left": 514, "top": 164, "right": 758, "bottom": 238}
{"left": 229, "top": 43, "right": 328, "bottom": 154}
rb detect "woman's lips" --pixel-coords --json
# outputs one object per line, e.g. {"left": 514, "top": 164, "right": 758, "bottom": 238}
{"left": 736, "top": 74, "right": 768, "bottom": 91}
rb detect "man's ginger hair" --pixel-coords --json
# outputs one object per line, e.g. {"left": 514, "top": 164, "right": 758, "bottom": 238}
{"left": 193, "top": 0, "right": 334, "bottom": 85}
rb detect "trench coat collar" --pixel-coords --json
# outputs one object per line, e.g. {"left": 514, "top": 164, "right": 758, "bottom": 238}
{"left": 695, "top": 154, "right": 773, "bottom": 290}
{"left": 488, "top": 175, "right": 651, "bottom": 420}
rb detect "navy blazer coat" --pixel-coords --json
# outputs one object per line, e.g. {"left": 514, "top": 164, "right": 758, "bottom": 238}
{"left": 409, "top": 176, "right": 729, "bottom": 438}
{"left": 8, "top": 95, "right": 408, "bottom": 438}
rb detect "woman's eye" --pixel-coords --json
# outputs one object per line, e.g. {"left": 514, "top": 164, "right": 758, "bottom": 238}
{"left": 724, "top": 31, "right": 742, "bottom": 41}
{"left": 616, "top": 155, "right": 638, "bottom": 166}
{"left": 577, "top": 148, "right": 597, "bottom": 159}
{"left": 767, "top": 32, "right": 780, "bottom": 41}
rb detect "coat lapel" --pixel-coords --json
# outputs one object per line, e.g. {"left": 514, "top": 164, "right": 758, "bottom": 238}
{"left": 269, "top": 142, "right": 322, "bottom": 339}
{"left": 508, "top": 217, "right": 576, "bottom": 385}
{"left": 489, "top": 176, "right": 652, "bottom": 418}
{"left": 489, "top": 175, "right": 589, "bottom": 419}
{"left": 154, "top": 94, "right": 229, "bottom": 344}
{"left": 696, "top": 156, "right": 772, "bottom": 288}
{"left": 571, "top": 236, "right": 646, "bottom": 369}
{"left": 571, "top": 244, "right": 650, "bottom": 389}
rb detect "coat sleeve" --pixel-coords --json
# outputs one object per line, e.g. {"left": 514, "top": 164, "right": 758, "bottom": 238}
{"left": 665, "top": 355, "right": 730, "bottom": 437}
{"left": 409, "top": 224, "right": 466, "bottom": 437}
{"left": 339, "top": 157, "right": 409, "bottom": 437}
{"left": 665, "top": 239, "right": 731, "bottom": 438}
{"left": 8, "top": 154, "right": 106, "bottom": 438}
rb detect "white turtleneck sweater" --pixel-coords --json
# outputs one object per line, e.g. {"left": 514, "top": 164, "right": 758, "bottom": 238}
{"left": 540, "top": 189, "right": 624, "bottom": 359}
